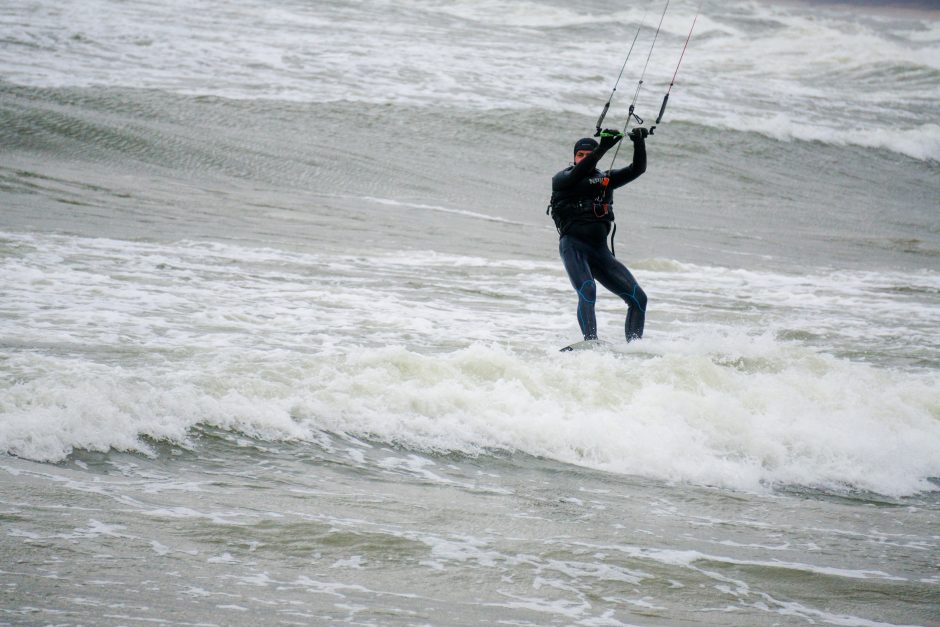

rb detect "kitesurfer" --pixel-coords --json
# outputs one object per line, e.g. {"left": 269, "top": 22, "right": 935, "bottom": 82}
{"left": 548, "top": 127, "right": 648, "bottom": 342}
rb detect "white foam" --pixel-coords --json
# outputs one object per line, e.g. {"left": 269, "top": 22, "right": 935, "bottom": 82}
{"left": 2, "top": 232, "right": 939, "bottom": 497}
{"left": 294, "top": 343, "right": 940, "bottom": 496}
{"left": 703, "top": 112, "right": 940, "bottom": 162}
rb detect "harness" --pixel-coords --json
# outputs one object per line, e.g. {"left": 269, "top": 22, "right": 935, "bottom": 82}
{"left": 546, "top": 182, "right": 619, "bottom": 257}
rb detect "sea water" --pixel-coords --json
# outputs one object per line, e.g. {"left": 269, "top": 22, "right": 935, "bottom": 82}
{"left": 2, "top": 0, "right": 939, "bottom": 625}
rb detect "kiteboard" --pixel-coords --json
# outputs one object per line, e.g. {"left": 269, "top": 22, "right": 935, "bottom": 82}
{"left": 559, "top": 339, "right": 606, "bottom": 352}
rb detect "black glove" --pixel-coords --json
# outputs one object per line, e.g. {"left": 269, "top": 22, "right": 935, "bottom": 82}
{"left": 598, "top": 129, "right": 624, "bottom": 151}
{"left": 629, "top": 127, "right": 649, "bottom": 142}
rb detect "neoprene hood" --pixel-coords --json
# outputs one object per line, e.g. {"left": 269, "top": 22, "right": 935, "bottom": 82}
{"left": 573, "top": 137, "right": 598, "bottom": 155}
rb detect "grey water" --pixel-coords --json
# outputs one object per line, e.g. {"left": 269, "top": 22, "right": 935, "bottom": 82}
{"left": 2, "top": 0, "right": 940, "bottom": 625}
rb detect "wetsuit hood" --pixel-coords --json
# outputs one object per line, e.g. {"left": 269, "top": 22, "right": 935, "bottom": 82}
{"left": 573, "top": 137, "right": 598, "bottom": 155}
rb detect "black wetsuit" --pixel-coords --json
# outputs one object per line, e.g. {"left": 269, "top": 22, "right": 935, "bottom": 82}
{"left": 549, "top": 135, "right": 647, "bottom": 341}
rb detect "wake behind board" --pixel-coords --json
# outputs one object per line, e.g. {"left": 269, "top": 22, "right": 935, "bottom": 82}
{"left": 560, "top": 339, "right": 607, "bottom": 352}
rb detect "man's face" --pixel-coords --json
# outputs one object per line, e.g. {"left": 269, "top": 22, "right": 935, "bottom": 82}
{"left": 574, "top": 149, "right": 593, "bottom": 165}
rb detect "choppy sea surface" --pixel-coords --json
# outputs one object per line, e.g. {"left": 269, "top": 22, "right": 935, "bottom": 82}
{"left": 2, "top": 0, "right": 939, "bottom": 625}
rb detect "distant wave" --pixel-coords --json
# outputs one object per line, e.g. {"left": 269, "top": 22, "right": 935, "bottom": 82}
{"left": 1, "top": 0, "right": 937, "bottom": 164}
{"left": 696, "top": 113, "right": 940, "bottom": 162}
{"left": 790, "top": 0, "right": 940, "bottom": 10}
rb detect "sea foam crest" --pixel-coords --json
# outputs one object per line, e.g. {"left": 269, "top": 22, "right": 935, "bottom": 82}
{"left": 4, "top": 339, "right": 940, "bottom": 498}
{"left": 701, "top": 112, "right": 940, "bottom": 162}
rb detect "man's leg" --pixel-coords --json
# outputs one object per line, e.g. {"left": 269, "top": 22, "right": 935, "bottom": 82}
{"left": 593, "top": 250, "right": 647, "bottom": 341}
{"left": 560, "top": 237, "right": 598, "bottom": 340}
